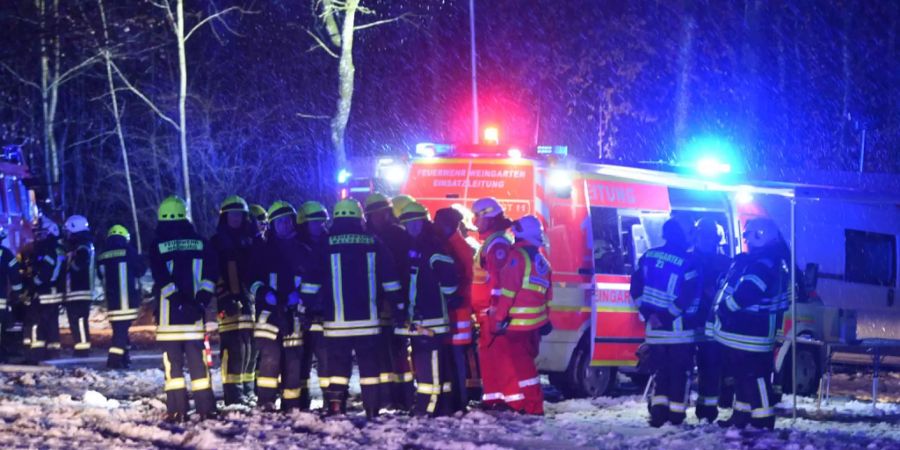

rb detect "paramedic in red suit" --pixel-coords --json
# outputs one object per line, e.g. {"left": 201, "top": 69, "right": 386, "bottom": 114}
{"left": 470, "top": 197, "right": 514, "bottom": 409}
{"left": 489, "top": 215, "right": 552, "bottom": 415}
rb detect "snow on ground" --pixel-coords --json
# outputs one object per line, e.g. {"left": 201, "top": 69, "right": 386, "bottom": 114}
{"left": 1, "top": 367, "right": 899, "bottom": 449}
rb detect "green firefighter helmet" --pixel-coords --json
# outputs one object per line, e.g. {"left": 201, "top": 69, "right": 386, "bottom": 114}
{"left": 158, "top": 196, "right": 188, "bottom": 222}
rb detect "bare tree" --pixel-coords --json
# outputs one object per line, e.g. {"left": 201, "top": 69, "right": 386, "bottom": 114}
{"left": 97, "top": 0, "right": 141, "bottom": 251}
{"left": 147, "top": 0, "right": 249, "bottom": 219}
{"left": 308, "top": 0, "right": 410, "bottom": 171}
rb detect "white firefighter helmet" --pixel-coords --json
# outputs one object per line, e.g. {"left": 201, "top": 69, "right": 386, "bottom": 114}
{"left": 512, "top": 215, "right": 544, "bottom": 245}
{"left": 38, "top": 218, "right": 60, "bottom": 237}
{"left": 472, "top": 197, "right": 504, "bottom": 219}
{"left": 64, "top": 215, "right": 90, "bottom": 234}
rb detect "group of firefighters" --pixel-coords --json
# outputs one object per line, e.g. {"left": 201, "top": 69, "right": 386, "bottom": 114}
{"left": 113, "top": 193, "right": 548, "bottom": 422}
{"left": 0, "top": 190, "right": 792, "bottom": 430}
{"left": 632, "top": 216, "right": 790, "bottom": 430}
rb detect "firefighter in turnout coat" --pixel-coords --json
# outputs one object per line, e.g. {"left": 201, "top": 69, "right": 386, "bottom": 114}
{"left": 297, "top": 201, "right": 331, "bottom": 409}
{"left": 301, "top": 199, "right": 403, "bottom": 418}
{"left": 98, "top": 225, "right": 145, "bottom": 368}
{"left": 249, "top": 201, "right": 312, "bottom": 411}
{"left": 714, "top": 218, "right": 790, "bottom": 430}
{"left": 29, "top": 218, "right": 66, "bottom": 360}
{"left": 488, "top": 215, "right": 553, "bottom": 415}
{"left": 692, "top": 219, "right": 733, "bottom": 422}
{"left": 0, "top": 226, "right": 23, "bottom": 361}
{"left": 397, "top": 203, "right": 461, "bottom": 417}
{"left": 149, "top": 196, "right": 218, "bottom": 421}
{"left": 63, "top": 215, "right": 95, "bottom": 357}
{"left": 434, "top": 206, "right": 478, "bottom": 411}
{"left": 211, "top": 195, "right": 257, "bottom": 405}
{"left": 471, "top": 197, "right": 514, "bottom": 408}
{"left": 630, "top": 219, "right": 700, "bottom": 427}
{"left": 366, "top": 193, "right": 415, "bottom": 411}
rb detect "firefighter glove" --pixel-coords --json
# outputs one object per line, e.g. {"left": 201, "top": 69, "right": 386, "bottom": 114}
{"left": 264, "top": 291, "right": 277, "bottom": 306}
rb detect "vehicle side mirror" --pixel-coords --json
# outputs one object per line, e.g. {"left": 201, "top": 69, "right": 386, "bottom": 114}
{"left": 804, "top": 262, "right": 819, "bottom": 291}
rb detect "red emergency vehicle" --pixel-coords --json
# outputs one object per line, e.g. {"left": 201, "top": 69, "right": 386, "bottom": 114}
{"left": 0, "top": 145, "right": 37, "bottom": 253}
{"left": 364, "top": 142, "right": 871, "bottom": 397}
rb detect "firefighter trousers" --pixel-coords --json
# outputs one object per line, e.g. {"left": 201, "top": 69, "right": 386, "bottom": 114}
{"left": 722, "top": 346, "right": 776, "bottom": 429}
{"left": 255, "top": 314, "right": 304, "bottom": 411}
{"left": 476, "top": 314, "right": 511, "bottom": 406}
{"left": 696, "top": 340, "right": 723, "bottom": 422}
{"left": 411, "top": 335, "right": 455, "bottom": 417}
{"left": 648, "top": 343, "right": 694, "bottom": 426}
{"left": 66, "top": 300, "right": 92, "bottom": 356}
{"left": 220, "top": 329, "right": 248, "bottom": 405}
{"left": 107, "top": 320, "right": 132, "bottom": 368}
{"left": 240, "top": 329, "right": 256, "bottom": 397}
{"left": 160, "top": 340, "right": 216, "bottom": 418}
{"left": 323, "top": 335, "right": 381, "bottom": 416}
{"left": 376, "top": 327, "right": 415, "bottom": 411}
{"left": 497, "top": 330, "right": 544, "bottom": 415}
{"left": 37, "top": 302, "right": 61, "bottom": 357}
{"left": 300, "top": 326, "right": 328, "bottom": 410}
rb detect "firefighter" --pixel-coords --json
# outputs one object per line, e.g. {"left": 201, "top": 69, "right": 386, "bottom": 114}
{"left": 397, "top": 202, "right": 461, "bottom": 416}
{"left": 692, "top": 219, "right": 733, "bottom": 422}
{"left": 630, "top": 219, "right": 699, "bottom": 427}
{"left": 98, "top": 225, "right": 145, "bottom": 369}
{"left": 714, "top": 218, "right": 790, "bottom": 430}
{"left": 297, "top": 201, "right": 330, "bottom": 408}
{"left": 29, "top": 218, "right": 66, "bottom": 361}
{"left": 0, "top": 225, "right": 23, "bottom": 362}
{"left": 434, "top": 206, "right": 479, "bottom": 410}
{"left": 391, "top": 194, "right": 416, "bottom": 220}
{"left": 63, "top": 215, "right": 95, "bottom": 357}
{"left": 211, "top": 195, "right": 257, "bottom": 405}
{"left": 249, "top": 201, "right": 311, "bottom": 411}
{"left": 470, "top": 197, "right": 514, "bottom": 409}
{"left": 365, "top": 193, "right": 414, "bottom": 411}
{"left": 301, "top": 199, "right": 403, "bottom": 418}
{"left": 488, "top": 215, "right": 552, "bottom": 415}
{"left": 250, "top": 204, "right": 268, "bottom": 240}
{"left": 149, "top": 196, "right": 218, "bottom": 421}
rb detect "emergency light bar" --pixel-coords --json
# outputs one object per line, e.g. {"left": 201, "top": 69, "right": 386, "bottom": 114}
{"left": 414, "top": 143, "right": 568, "bottom": 160}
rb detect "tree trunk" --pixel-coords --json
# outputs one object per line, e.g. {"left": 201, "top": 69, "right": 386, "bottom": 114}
{"left": 99, "top": 0, "right": 142, "bottom": 252}
{"left": 330, "top": 0, "right": 360, "bottom": 172}
{"left": 176, "top": 0, "right": 192, "bottom": 219}
{"left": 37, "top": 0, "right": 55, "bottom": 206}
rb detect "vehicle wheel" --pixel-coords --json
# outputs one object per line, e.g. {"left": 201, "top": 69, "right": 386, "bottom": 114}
{"left": 552, "top": 335, "right": 615, "bottom": 398}
{"left": 625, "top": 372, "right": 650, "bottom": 389}
{"left": 780, "top": 345, "right": 820, "bottom": 396}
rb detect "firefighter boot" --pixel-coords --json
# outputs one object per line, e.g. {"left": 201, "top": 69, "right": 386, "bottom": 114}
{"left": 717, "top": 411, "right": 750, "bottom": 429}
{"left": 695, "top": 404, "right": 719, "bottom": 423}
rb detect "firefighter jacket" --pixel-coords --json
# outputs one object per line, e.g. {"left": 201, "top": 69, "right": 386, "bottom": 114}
{"left": 249, "top": 232, "right": 311, "bottom": 345}
{"left": 31, "top": 237, "right": 66, "bottom": 304}
{"left": 211, "top": 223, "right": 257, "bottom": 332}
{"left": 491, "top": 241, "right": 553, "bottom": 333}
{"left": 472, "top": 229, "right": 512, "bottom": 313}
{"left": 98, "top": 235, "right": 145, "bottom": 322}
{"left": 65, "top": 231, "right": 95, "bottom": 303}
{"left": 695, "top": 250, "right": 731, "bottom": 340}
{"left": 445, "top": 232, "right": 476, "bottom": 344}
{"left": 301, "top": 219, "right": 402, "bottom": 338}
{"left": 397, "top": 231, "right": 460, "bottom": 337}
{"left": 373, "top": 223, "right": 411, "bottom": 322}
{"left": 713, "top": 245, "right": 790, "bottom": 353}
{"left": 149, "top": 221, "right": 218, "bottom": 341}
{"left": 630, "top": 244, "right": 700, "bottom": 345}
{"left": 0, "top": 245, "right": 23, "bottom": 311}
{"left": 300, "top": 231, "right": 329, "bottom": 333}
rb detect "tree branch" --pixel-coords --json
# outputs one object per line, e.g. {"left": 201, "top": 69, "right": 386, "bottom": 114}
{"left": 354, "top": 13, "right": 413, "bottom": 31}
{"left": 306, "top": 29, "right": 339, "bottom": 58}
{"left": 184, "top": 6, "right": 250, "bottom": 42}
{"left": 109, "top": 60, "right": 180, "bottom": 130}
{"left": 296, "top": 112, "right": 330, "bottom": 120}
{"left": 50, "top": 53, "right": 103, "bottom": 89}
{"left": 0, "top": 62, "right": 40, "bottom": 89}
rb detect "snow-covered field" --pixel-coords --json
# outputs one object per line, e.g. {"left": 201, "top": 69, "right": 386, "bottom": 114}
{"left": 1, "top": 367, "right": 899, "bottom": 449}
